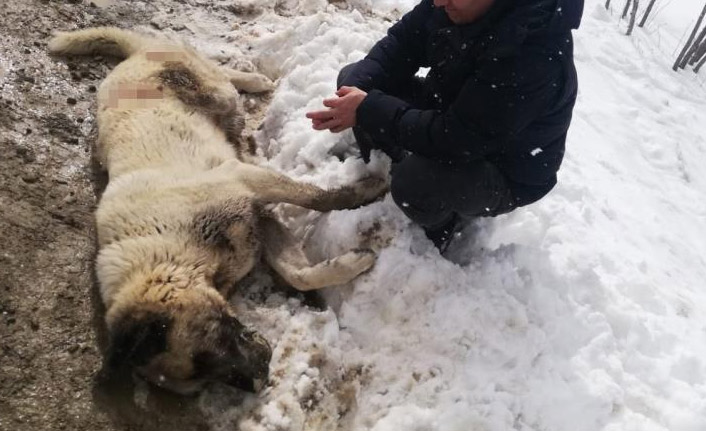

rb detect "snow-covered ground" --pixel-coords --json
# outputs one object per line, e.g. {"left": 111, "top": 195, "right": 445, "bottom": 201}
{"left": 171, "top": 0, "right": 706, "bottom": 429}
{"left": 632, "top": 0, "right": 706, "bottom": 56}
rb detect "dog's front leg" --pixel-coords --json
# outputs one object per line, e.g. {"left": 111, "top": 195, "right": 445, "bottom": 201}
{"left": 219, "top": 161, "right": 388, "bottom": 212}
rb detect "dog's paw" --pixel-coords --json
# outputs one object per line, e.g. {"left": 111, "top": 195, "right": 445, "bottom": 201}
{"left": 336, "top": 248, "right": 376, "bottom": 276}
{"left": 352, "top": 176, "right": 389, "bottom": 204}
{"left": 236, "top": 72, "right": 275, "bottom": 93}
{"left": 288, "top": 249, "right": 376, "bottom": 291}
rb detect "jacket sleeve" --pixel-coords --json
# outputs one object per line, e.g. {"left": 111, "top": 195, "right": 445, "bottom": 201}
{"left": 339, "top": 0, "right": 432, "bottom": 92}
{"left": 355, "top": 52, "right": 566, "bottom": 160}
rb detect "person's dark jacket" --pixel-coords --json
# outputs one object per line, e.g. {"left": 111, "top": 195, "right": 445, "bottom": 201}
{"left": 340, "top": 0, "right": 583, "bottom": 206}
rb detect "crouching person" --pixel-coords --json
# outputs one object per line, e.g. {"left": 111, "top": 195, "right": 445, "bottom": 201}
{"left": 306, "top": 0, "right": 584, "bottom": 253}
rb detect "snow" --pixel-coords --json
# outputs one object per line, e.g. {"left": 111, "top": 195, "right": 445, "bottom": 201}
{"left": 173, "top": 0, "right": 706, "bottom": 429}
{"left": 608, "top": 0, "right": 706, "bottom": 62}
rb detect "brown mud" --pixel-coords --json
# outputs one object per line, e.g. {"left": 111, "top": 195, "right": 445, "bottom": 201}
{"left": 0, "top": 1, "right": 275, "bottom": 429}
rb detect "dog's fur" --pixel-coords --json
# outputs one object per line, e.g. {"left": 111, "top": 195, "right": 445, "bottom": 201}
{"left": 49, "top": 27, "right": 387, "bottom": 394}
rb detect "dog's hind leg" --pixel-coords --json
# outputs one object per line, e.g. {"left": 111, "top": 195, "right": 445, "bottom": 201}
{"left": 222, "top": 161, "right": 388, "bottom": 212}
{"left": 48, "top": 27, "right": 149, "bottom": 59}
{"left": 260, "top": 215, "right": 375, "bottom": 291}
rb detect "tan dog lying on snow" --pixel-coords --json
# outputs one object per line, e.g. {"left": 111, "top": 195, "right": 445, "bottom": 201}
{"left": 49, "top": 27, "right": 386, "bottom": 395}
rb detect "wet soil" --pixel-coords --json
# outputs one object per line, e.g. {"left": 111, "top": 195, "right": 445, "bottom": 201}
{"left": 0, "top": 1, "right": 272, "bottom": 429}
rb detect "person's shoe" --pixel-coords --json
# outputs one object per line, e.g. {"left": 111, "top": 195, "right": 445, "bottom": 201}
{"left": 424, "top": 214, "right": 465, "bottom": 254}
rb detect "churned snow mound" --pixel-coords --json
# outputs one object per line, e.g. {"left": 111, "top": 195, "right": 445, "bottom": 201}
{"left": 173, "top": 0, "right": 706, "bottom": 429}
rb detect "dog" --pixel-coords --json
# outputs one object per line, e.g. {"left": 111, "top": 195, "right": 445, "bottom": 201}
{"left": 48, "top": 27, "right": 387, "bottom": 395}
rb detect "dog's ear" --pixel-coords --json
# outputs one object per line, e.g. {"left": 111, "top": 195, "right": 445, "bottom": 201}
{"left": 106, "top": 310, "right": 171, "bottom": 371}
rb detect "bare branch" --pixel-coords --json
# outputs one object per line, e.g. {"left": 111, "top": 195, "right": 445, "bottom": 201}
{"left": 684, "top": 25, "right": 706, "bottom": 66}
{"left": 638, "top": 0, "right": 658, "bottom": 28}
{"left": 673, "top": 3, "right": 706, "bottom": 71}
{"left": 627, "top": 0, "right": 640, "bottom": 35}
{"left": 622, "top": 0, "right": 632, "bottom": 19}
{"left": 695, "top": 52, "right": 706, "bottom": 73}
{"left": 691, "top": 41, "right": 706, "bottom": 67}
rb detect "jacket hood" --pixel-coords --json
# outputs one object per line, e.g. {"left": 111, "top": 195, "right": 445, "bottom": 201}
{"left": 498, "top": 0, "right": 584, "bottom": 36}
{"left": 467, "top": 0, "right": 583, "bottom": 57}
{"left": 431, "top": 0, "right": 584, "bottom": 58}
{"left": 547, "top": 0, "right": 584, "bottom": 32}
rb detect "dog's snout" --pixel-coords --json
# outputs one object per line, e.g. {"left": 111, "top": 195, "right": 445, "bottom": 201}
{"left": 239, "top": 328, "right": 272, "bottom": 363}
{"left": 240, "top": 329, "right": 255, "bottom": 342}
{"left": 252, "top": 332, "right": 271, "bottom": 353}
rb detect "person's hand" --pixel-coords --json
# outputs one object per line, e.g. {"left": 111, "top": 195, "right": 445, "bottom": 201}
{"left": 305, "top": 86, "right": 367, "bottom": 133}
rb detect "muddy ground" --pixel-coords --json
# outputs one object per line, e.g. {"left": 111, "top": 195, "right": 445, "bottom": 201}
{"left": 0, "top": 1, "right": 278, "bottom": 429}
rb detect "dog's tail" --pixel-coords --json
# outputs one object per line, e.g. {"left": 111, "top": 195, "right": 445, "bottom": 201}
{"left": 48, "top": 27, "right": 150, "bottom": 59}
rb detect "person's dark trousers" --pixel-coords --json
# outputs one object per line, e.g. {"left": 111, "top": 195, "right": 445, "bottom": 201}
{"left": 336, "top": 63, "right": 517, "bottom": 248}
{"left": 390, "top": 155, "right": 516, "bottom": 233}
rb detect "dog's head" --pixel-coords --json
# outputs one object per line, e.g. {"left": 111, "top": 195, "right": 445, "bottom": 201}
{"left": 105, "top": 287, "right": 271, "bottom": 395}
